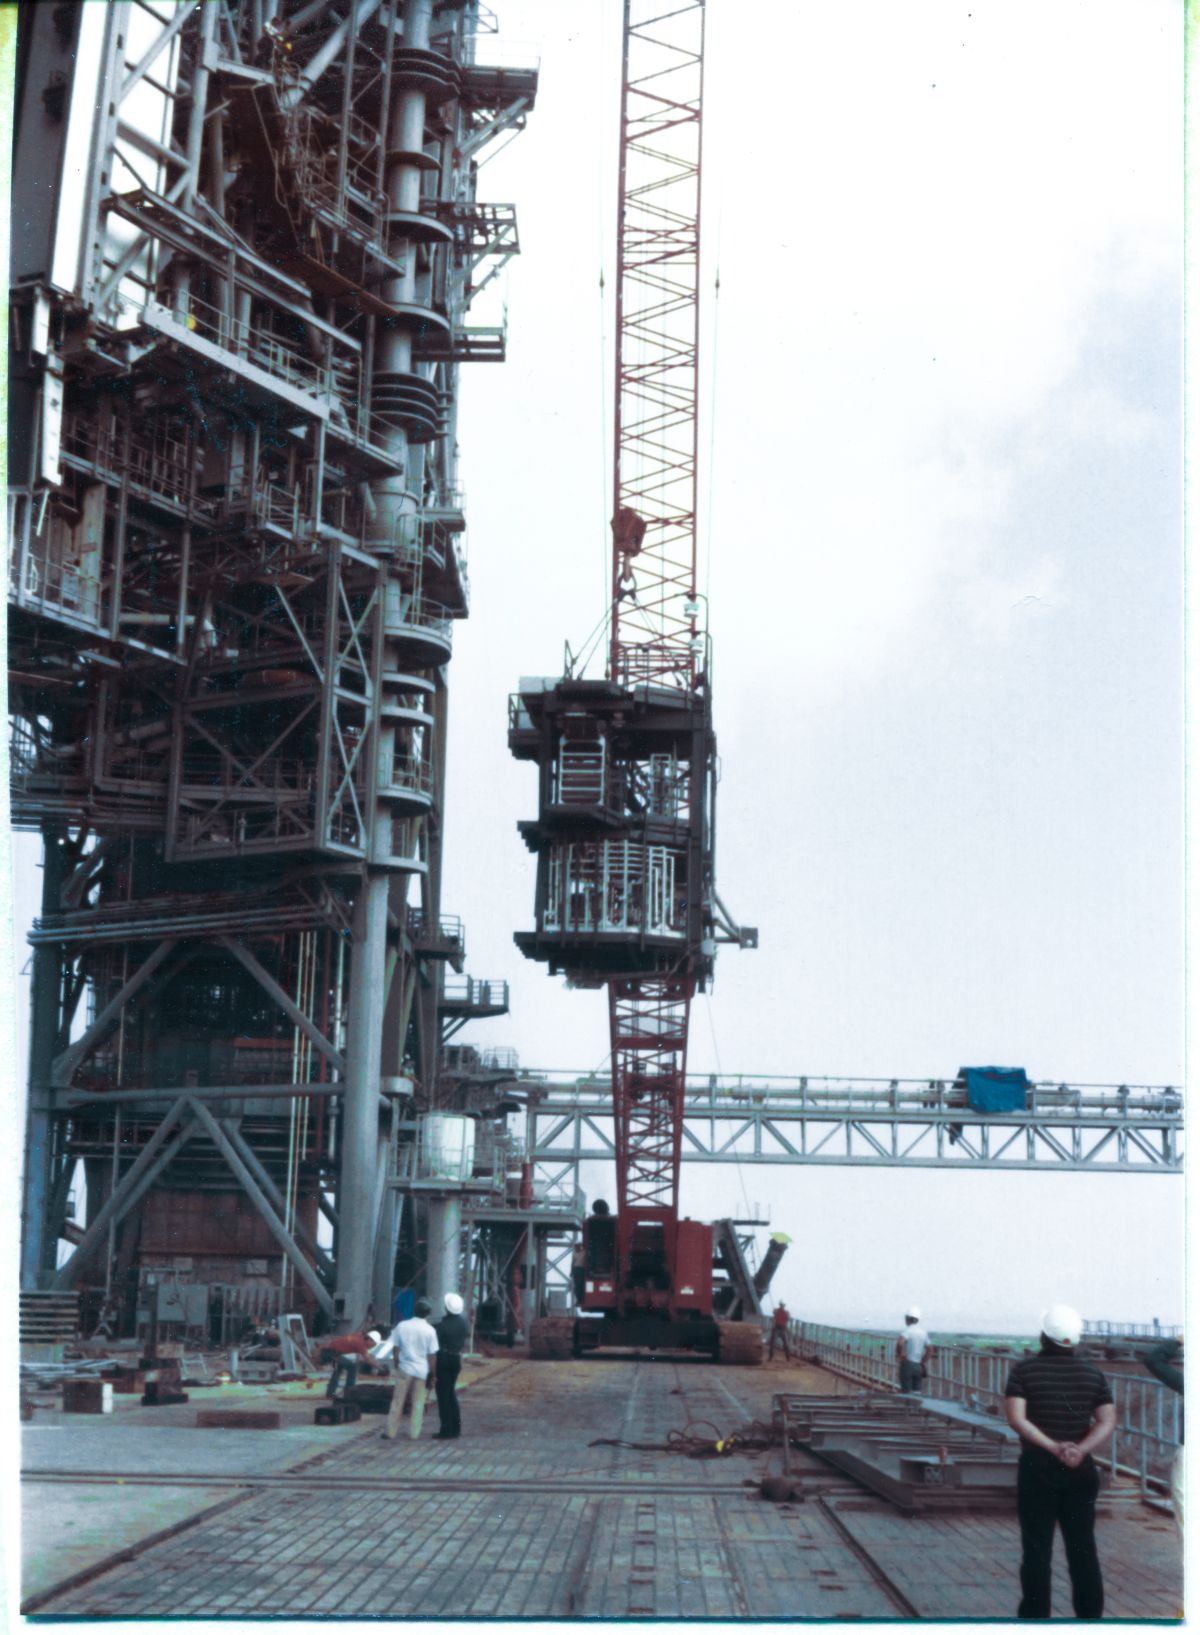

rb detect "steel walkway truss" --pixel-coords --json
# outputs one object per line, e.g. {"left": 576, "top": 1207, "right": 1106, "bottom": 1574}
{"left": 522, "top": 1075, "right": 1182, "bottom": 1178}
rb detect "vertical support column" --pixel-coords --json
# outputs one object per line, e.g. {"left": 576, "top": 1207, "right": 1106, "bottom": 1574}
{"left": 534, "top": 1231, "right": 547, "bottom": 1319}
{"left": 21, "top": 828, "right": 66, "bottom": 1287}
{"left": 336, "top": 883, "right": 389, "bottom": 1321}
{"left": 340, "top": 0, "right": 437, "bottom": 1327}
{"left": 426, "top": 1192, "right": 463, "bottom": 1309}
{"left": 373, "top": 1185, "right": 401, "bottom": 1320}
{"left": 522, "top": 1226, "right": 538, "bottom": 1338}
{"left": 416, "top": 676, "right": 450, "bottom": 1097}
{"left": 171, "top": 0, "right": 217, "bottom": 317}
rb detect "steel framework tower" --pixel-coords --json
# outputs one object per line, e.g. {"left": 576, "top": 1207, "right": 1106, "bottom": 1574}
{"left": 510, "top": 0, "right": 754, "bottom": 1354}
{"left": 11, "top": 0, "right": 537, "bottom": 1336}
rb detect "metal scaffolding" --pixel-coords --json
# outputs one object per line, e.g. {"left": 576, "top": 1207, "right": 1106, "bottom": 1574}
{"left": 11, "top": 0, "right": 536, "bottom": 1336}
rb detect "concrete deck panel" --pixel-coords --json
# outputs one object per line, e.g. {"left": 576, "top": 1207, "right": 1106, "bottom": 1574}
{"left": 21, "top": 1355, "right": 1183, "bottom": 1620}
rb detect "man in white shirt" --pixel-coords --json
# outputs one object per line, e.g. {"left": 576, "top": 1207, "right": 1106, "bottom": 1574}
{"left": 378, "top": 1296, "right": 439, "bottom": 1440}
{"left": 896, "top": 1305, "right": 933, "bottom": 1393}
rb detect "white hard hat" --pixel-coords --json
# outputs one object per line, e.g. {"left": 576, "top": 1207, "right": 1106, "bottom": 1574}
{"left": 1041, "top": 1304, "right": 1082, "bottom": 1347}
{"left": 366, "top": 1330, "right": 382, "bottom": 1345}
{"left": 444, "top": 1292, "right": 464, "bottom": 1315}
{"left": 905, "top": 1305, "right": 921, "bottom": 1321}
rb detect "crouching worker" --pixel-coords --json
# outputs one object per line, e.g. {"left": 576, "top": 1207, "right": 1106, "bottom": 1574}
{"left": 434, "top": 1293, "right": 469, "bottom": 1440}
{"left": 1004, "top": 1303, "right": 1115, "bottom": 1620}
{"left": 379, "top": 1297, "right": 438, "bottom": 1441}
{"left": 322, "top": 1327, "right": 382, "bottom": 1398}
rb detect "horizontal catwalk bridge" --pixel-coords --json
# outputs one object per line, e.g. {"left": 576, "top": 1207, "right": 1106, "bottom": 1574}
{"left": 519, "top": 1074, "right": 1182, "bottom": 1173}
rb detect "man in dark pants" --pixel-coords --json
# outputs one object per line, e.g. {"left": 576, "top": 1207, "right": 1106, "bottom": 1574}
{"left": 768, "top": 1302, "right": 792, "bottom": 1360}
{"left": 1004, "top": 1303, "right": 1116, "bottom": 1619}
{"left": 433, "top": 1292, "right": 469, "bottom": 1440}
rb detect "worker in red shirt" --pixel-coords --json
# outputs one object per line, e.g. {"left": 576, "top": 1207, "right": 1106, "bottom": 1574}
{"left": 322, "top": 1328, "right": 382, "bottom": 1399}
{"left": 768, "top": 1302, "right": 792, "bottom": 1360}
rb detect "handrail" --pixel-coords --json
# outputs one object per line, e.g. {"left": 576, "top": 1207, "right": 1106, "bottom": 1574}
{"left": 512, "top": 1071, "right": 1182, "bottom": 1117}
{"left": 442, "top": 978, "right": 509, "bottom": 1007}
{"left": 1083, "top": 1320, "right": 1184, "bottom": 1340}
{"left": 791, "top": 1321, "right": 1181, "bottom": 1499}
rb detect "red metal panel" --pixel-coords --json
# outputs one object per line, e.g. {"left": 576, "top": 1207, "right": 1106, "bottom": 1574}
{"left": 672, "top": 1218, "right": 713, "bottom": 1317}
{"left": 139, "top": 1190, "right": 277, "bottom": 1257}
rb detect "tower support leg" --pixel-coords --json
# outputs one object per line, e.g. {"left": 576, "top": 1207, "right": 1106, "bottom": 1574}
{"left": 337, "top": 877, "right": 389, "bottom": 1322}
{"left": 21, "top": 828, "right": 66, "bottom": 1288}
{"left": 425, "top": 1192, "right": 463, "bottom": 1310}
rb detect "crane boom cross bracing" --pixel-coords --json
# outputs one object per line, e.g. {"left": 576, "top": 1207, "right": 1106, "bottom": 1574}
{"left": 610, "top": 0, "right": 705, "bottom": 690}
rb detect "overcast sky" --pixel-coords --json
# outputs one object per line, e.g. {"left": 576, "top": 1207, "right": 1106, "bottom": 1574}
{"left": 5, "top": 1, "right": 1184, "bottom": 1337}
{"left": 441, "top": 0, "right": 1185, "bottom": 1332}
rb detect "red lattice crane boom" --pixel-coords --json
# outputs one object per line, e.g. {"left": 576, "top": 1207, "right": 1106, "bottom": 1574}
{"left": 510, "top": 0, "right": 760, "bottom": 1362}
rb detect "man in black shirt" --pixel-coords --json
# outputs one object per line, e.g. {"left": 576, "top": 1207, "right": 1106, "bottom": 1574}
{"left": 433, "top": 1292, "right": 469, "bottom": 1440}
{"left": 1004, "top": 1303, "right": 1116, "bottom": 1619}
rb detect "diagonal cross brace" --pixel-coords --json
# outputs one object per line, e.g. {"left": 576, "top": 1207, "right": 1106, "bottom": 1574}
{"left": 51, "top": 939, "right": 179, "bottom": 1088}
{"left": 187, "top": 1099, "right": 335, "bottom": 1315}
{"left": 219, "top": 1117, "right": 335, "bottom": 1283}
{"left": 53, "top": 1096, "right": 193, "bottom": 1288}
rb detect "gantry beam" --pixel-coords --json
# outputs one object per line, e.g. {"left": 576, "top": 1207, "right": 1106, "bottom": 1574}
{"left": 519, "top": 1075, "right": 1182, "bottom": 1174}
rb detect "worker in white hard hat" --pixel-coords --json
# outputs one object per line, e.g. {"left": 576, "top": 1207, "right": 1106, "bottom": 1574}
{"left": 1003, "top": 1303, "right": 1116, "bottom": 1619}
{"left": 895, "top": 1306, "right": 933, "bottom": 1393}
{"left": 323, "top": 1325, "right": 383, "bottom": 1400}
{"left": 433, "top": 1292, "right": 469, "bottom": 1440}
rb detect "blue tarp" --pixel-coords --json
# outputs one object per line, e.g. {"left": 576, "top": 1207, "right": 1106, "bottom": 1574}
{"left": 957, "top": 1065, "right": 1030, "bottom": 1113}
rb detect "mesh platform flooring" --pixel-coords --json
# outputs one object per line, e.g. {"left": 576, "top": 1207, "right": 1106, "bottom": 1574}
{"left": 21, "top": 1356, "right": 1183, "bottom": 1620}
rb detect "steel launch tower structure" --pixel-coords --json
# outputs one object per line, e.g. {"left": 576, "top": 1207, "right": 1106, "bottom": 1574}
{"left": 11, "top": 0, "right": 539, "bottom": 1337}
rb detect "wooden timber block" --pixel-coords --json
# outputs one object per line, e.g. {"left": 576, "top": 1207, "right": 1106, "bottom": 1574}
{"left": 195, "top": 1408, "right": 282, "bottom": 1430}
{"left": 315, "top": 1400, "right": 362, "bottom": 1425}
{"left": 109, "top": 1374, "right": 146, "bottom": 1394}
{"left": 62, "top": 1379, "right": 113, "bottom": 1415}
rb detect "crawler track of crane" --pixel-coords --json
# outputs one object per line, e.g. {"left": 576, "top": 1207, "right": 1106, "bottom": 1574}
{"left": 529, "top": 1316, "right": 765, "bottom": 1364}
